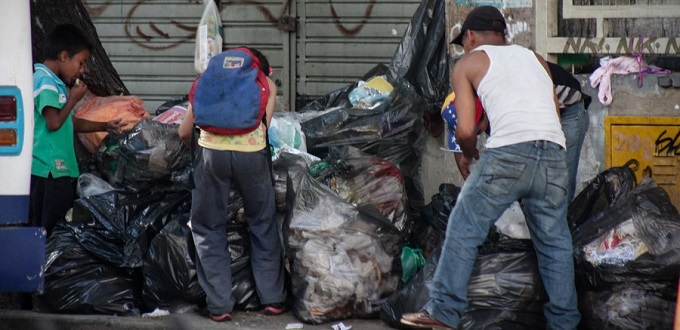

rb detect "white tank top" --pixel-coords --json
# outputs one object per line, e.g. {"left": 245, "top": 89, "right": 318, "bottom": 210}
{"left": 473, "top": 44, "right": 566, "bottom": 149}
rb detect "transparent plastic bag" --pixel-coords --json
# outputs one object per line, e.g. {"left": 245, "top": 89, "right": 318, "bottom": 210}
{"left": 194, "top": 0, "right": 223, "bottom": 74}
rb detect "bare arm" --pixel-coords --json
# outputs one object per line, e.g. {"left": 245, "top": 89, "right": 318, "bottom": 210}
{"left": 73, "top": 117, "right": 122, "bottom": 133}
{"left": 42, "top": 82, "right": 89, "bottom": 131}
{"left": 178, "top": 104, "right": 195, "bottom": 146}
{"left": 452, "top": 54, "right": 481, "bottom": 179}
{"left": 265, "top": 77, "right": 276, "bottom": 127}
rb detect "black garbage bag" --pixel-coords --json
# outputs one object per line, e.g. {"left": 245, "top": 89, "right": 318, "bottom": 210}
{"left": 33, "top": 225, "right": 142, "bottom": 315}
{"left": 301, "top": 75, "right": 421, "bottom": 153}
{"left": 297, "top": 64, "right": 390, "bottom": 112}
{"left": 578, "top": 281, "right": 677, "bottom": 330}
{"left": 143, "top": 217, "right": 260, "bottom": 311}
{"left": 572, "top": 176, "right": 680, "bottom": 286}
{"left": 69, "top": 190, "right": 191, "bottom": 268}
{"left": 380, "top": 246, "right": 547, "bottom": 330}
{"left": 568, "top": 163, "right": 637, "bottom": 230}
{"left": 143, "top": 217, "right": 204, "bottom": 310}
{"left": 409, "top": 183, "right": 460, "bottom": 258}
{"left": 389, "top": 0, "right": 449, "bottom": 115}
{"left": 155, "top": 94, "right": 189, "bottom": 116}
{"left": 284, "top": 170, "right": 402, "bottom": 324}
{"left": 225, "top": 223, "right": 261, "bottom": 310}
{"left": 273, "top": 152, "right": 313, "bottom": 212}
{"left": 95, "top": 120, "right": 191, "bottom": 192}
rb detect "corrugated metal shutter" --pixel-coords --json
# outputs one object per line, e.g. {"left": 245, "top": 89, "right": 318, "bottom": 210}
{"left": 296, "top": 0, "right": 421, "bottom": 104}
{"left": 86, "top": 1, "right": 205, "bottom": 111}
{"left": 86, "top": 0, "right": 420, "bottom": 112}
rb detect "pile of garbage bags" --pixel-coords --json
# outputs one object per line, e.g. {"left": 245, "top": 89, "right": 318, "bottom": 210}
{"left": 569, "top": 164, "right": 680, "bottom": 329}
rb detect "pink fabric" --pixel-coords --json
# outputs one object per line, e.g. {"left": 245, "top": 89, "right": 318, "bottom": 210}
{"left": 589, "top": 56, "right": 666, "bottom": 106}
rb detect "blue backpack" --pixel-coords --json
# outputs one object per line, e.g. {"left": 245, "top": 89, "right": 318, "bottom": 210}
{"left": 192, "top": 47, "right": 270, "bottom": 135}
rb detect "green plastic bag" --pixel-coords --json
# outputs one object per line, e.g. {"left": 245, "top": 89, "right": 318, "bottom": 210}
{"left": 401, "top": 246, "right": 426, "bottom": 284}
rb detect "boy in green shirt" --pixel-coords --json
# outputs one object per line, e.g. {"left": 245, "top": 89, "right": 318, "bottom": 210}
{"left": 31, "top": 24, "right": 122, "bottom": 237}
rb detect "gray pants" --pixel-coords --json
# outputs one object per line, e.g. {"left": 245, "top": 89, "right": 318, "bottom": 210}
{"left": 191, "top": 147, "right": 285, "bottom": 315}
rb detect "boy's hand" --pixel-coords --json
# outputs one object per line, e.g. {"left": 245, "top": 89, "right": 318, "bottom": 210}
{"left": 106, "top": 118, "right": 123, "bottom": 133}
{"left": 69, "top": 78, "right": 89, "bottom": 103}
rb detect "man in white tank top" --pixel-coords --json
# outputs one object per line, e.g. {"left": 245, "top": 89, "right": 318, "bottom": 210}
{"left": 401, "top": 6, "right": 580, "bottom": 330}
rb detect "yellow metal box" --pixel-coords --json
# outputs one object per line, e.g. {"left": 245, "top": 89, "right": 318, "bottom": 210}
{"left": 605, "top": 116, "right": 680, "bottom": 210}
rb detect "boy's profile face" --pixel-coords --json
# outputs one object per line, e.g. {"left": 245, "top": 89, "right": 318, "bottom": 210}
{"left": 58, "top": 49, "right": 90, "bottom": 86}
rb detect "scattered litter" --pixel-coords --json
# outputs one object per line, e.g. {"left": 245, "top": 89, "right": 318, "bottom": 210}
{"left": 286, "top": 322, "right": 304, "bottom": 329}
{"left": 142, "top": 308, "right": 170, "bottom": 318}
{"left": 331, "top": 322, "right": 352, "bottom": 330}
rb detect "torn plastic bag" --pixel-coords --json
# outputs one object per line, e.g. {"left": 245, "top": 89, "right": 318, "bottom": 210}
{"left": 388, "top": 0, "right": 449, "bottom": 114}
{"left": 95, "top": 120, "right": 191, "bottom": 192}
{"left": 77, "top": 172, "right": 116, "bottom": 198}
{"left": 572, "top": 176, "right": 680, "bottom": 286}
{"left": 380, "top": 246, "right": 546, "bottom": 330}
{"left": 284, "top": 170, "right": 402, "bottom": 324}
{"left": 568, "top": 163, "right": 637, "bottom": 230}
{"left": 578, "top": 281, "right": 677, "bottom": 330}
{"left": 32, "top": 225, "right": 142, "bottom": 315}
{"left": 69, "top": 190, "right": 192, "bottom": 268}
{"left": 315, "top": 147, "right": 409, "bottom": 232}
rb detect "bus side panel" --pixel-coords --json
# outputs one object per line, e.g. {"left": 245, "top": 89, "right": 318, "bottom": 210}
{"left": 0, "top": 0, "right": 34, "bottom": 225}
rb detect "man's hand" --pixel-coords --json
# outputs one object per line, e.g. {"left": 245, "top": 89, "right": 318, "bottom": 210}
{"left": 454, "top": 151, "right": 479, "bottom": 180}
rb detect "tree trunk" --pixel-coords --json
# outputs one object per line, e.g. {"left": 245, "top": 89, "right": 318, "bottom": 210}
{"left": 31, "top": 0, "right": 128, "bottom": 96}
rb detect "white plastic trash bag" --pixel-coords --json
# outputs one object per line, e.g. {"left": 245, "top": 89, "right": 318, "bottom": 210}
{"left": 194, "top": 0, "right": 223, "bottom": 74}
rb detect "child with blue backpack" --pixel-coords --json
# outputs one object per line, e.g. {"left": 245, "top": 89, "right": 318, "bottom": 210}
{"left": 178, "top": 47, "right": 286, "bottom": 322}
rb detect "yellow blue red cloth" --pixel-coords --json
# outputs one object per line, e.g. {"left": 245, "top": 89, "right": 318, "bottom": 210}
{"left": 440, "top": 92, "right": 484, "bottom": 152}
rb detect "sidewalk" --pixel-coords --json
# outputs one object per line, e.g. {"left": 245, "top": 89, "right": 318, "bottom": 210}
{"left": 0, "top": 308, "right": 395, "bottom": 330}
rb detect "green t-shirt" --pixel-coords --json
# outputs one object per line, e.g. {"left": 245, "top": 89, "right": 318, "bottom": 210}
{"left": 32, "top": 63, "right": 79, "bottom": 178}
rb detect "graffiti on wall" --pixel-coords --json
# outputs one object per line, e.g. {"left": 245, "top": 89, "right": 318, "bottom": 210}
{"left": 613, "top": 131, "right": 655, "bottom": 160}
{"left": 84, "top": 0, "right": 376, "bottom": 50}
{"left": 655, "top": 130, "right": 680, "bottom": 157}
{"left": 561, "top": 36, "right": 680, "bottom": 55}
{"left": 455, "top": 0, "right": 531, "bottom": 8}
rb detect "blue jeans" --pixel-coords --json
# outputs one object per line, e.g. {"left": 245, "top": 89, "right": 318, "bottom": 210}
{"left": 561, "top": 100, "right": 589, "bottom": 202}
{"left": 425, "top": 140, "right": 580, "bottom": 330}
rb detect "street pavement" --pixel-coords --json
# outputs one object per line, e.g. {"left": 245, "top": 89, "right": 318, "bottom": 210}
{"left": 0, "top": 308, "right": 396, "bottom": 330}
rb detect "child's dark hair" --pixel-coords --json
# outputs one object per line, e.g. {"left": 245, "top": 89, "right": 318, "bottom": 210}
{"left": 246, "top": 47, "right": 271, "bottom": 76}
{"left": 44, "top": 24, "right": 93, "bottom": 60}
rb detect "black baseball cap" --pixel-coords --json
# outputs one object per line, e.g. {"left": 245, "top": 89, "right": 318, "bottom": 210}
{"left": 451, "top": 6, "right": 507, "bottom": 46}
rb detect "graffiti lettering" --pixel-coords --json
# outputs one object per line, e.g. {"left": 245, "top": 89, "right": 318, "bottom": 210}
{"left": 562, "top": 37, "right": 680, "bottom": 55}
{"left": 666, "top": 37, "right": 680, "bottom": 54}
{"left": 655, "top": 130, "right": 680, "bottom": 157}
{"left": 613, "top": 131, "right": 654, "bottom": 160}
{"left": 562, "top": 37, "right": 604, "bottom": 54}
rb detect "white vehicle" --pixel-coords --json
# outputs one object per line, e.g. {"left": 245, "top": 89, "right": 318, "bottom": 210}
{"left": 0, "top": 0, "right": 45, "bottom": 292}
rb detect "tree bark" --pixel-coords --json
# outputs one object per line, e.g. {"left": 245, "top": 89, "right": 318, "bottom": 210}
{"left": 31, "top": 0, "right": 128, "bottom": 96}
